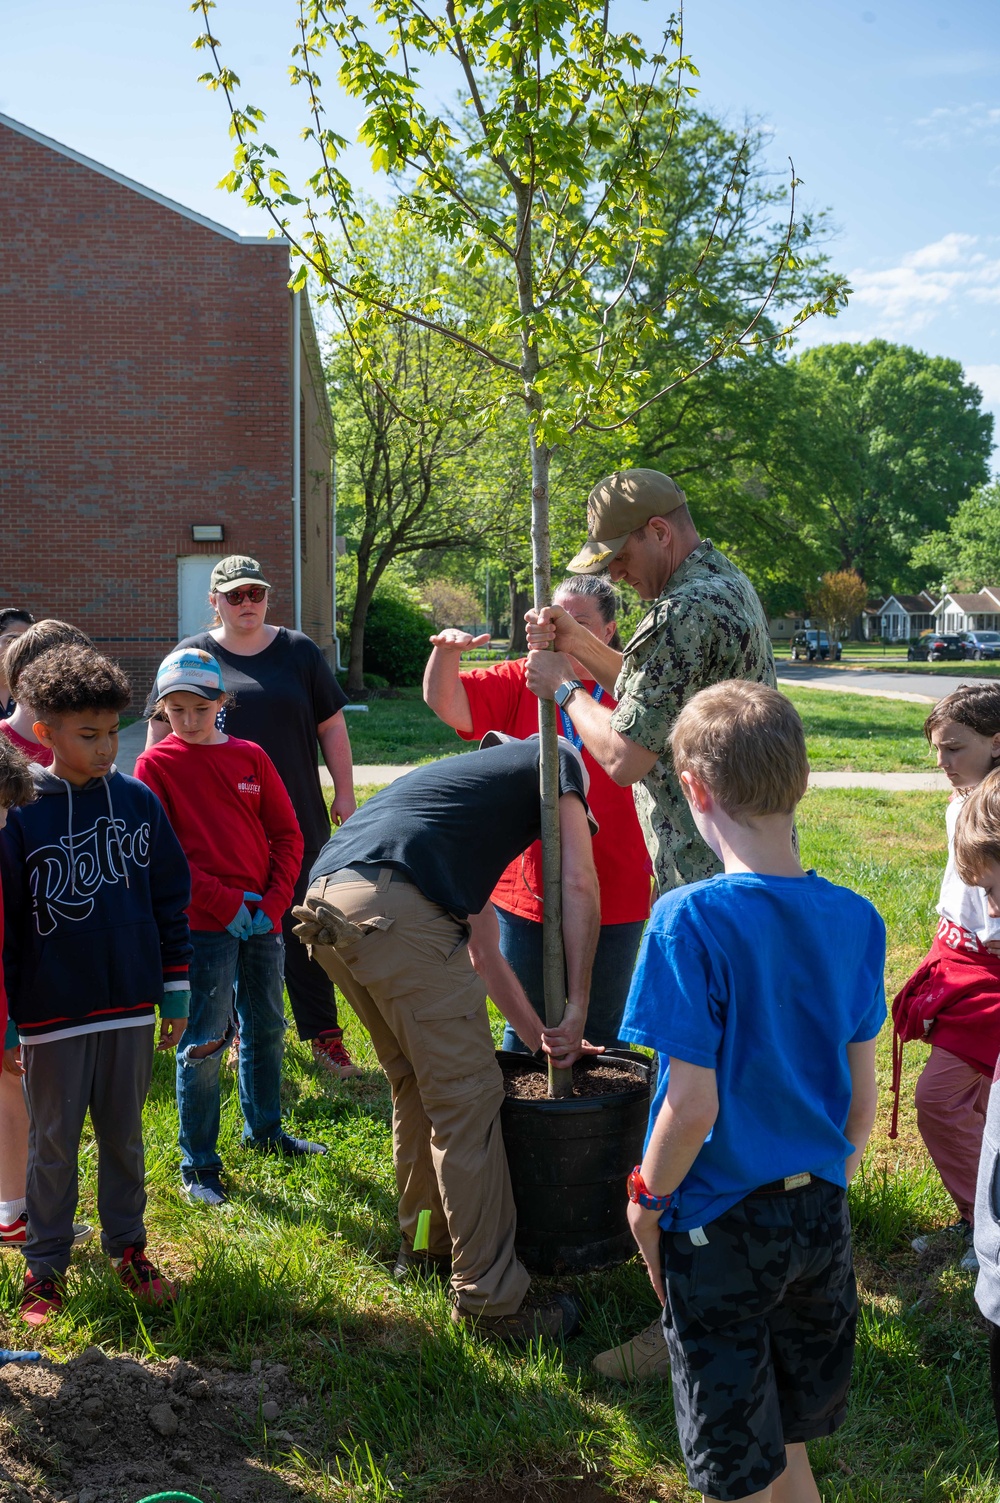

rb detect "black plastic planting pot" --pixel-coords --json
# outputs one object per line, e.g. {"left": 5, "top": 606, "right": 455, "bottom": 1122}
{"left": 498, "top": 1049, "right": 653, "bottom": 1275}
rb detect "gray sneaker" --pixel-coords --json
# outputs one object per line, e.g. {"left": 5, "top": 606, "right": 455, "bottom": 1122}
{"left": 911, "top": 1218, "right": 970, "bottom": 1255}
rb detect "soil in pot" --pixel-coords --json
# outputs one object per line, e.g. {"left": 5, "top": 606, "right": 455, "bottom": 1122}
{"left": 503, "top": 1062, "right": 642, "bottom": 1100}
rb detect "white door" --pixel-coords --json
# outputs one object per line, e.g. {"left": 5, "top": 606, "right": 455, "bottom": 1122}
{"left": 177, "top": 556, "right": 222, "bottom": 640}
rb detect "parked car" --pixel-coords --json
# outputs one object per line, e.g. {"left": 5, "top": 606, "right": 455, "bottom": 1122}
{"left": 960, "top": 631, "right": 1000, "bottom": 660}
{"left": 790, "top": 629, "right": 842, "bottom": 662}
{"left": 907, "top": 632, "right": 967, "bottom": 662}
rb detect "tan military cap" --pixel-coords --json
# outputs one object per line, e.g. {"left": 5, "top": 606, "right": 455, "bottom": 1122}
{"left": 568, "top": 468, "right": 687, "bottom": 575}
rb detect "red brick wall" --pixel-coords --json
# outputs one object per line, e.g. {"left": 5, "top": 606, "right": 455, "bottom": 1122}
{"left": 0, "top": 123, "right": 333, "bottom": 696}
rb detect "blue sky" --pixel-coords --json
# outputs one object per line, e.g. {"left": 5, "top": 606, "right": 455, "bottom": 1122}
{"left": 3, "top": 0, "right": 999, "bottom": 439}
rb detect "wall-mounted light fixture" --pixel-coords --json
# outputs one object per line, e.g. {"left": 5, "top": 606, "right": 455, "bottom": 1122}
{"left": 191, "top": 524, "right": 224, "bottom": 542}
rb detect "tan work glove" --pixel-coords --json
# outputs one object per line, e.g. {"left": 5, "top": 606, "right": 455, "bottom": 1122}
{"left": 290, "top": 896, "right": 365, "bottom": 949}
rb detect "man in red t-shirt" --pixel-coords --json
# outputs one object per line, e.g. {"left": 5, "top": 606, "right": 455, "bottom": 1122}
{"left": 423, "top": 576, "right": 651, "bottom": 1049}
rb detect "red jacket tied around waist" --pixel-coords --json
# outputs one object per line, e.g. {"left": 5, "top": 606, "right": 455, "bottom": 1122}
{"left": 890, "top": 918, "right": 1000, "bottom": 1137}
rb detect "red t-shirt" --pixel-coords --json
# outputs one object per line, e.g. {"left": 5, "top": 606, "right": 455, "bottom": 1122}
{"left": 457, "top": 658, "right": 652, "bottom": 924}
{"left": 0, "top": 721, "right": 52, "bottom": 767}
{"left": 133, "top": 735, "right": 304, "bottom": 933}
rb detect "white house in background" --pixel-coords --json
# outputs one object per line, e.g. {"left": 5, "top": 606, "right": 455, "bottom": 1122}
{"left": 865, "top": 591, "right": 938, "bottom": 640}
{"left": 934, "top": 589, "right": 1000, "bottom": 633}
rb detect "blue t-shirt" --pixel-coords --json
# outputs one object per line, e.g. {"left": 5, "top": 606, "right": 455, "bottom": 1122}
{"left": 620, "top": 870, "right": 887, "bottom": 1232}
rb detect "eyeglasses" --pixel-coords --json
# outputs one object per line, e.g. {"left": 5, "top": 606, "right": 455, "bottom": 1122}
{"left": 222, "top": 585, "right": 267, "bottom": 605}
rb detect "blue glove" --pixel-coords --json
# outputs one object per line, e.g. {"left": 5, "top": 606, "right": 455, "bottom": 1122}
{"left": 250, "top": 909, "right": 274, "bottom": 936}
{"left": 226, "top": 903, "right": 254, "bottom": 941}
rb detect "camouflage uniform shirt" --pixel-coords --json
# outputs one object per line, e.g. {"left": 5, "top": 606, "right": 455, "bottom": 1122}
{"left": 610, "top": 539, "right": 776, "bottom": 893}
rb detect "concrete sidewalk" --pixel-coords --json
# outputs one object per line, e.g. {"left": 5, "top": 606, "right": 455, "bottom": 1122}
{"left": 348, "top": 763, "right": 950, "bottom": 792}
{"left": 116, "top": 723, "right": 949, "bottom": 792}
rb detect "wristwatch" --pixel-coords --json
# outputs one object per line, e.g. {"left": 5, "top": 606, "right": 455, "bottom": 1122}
{"left": 627, "top": 1165, "right": 672, "bottom": 1212}
{"left": 553, "top": 678, "right": 584, "bottom": 709}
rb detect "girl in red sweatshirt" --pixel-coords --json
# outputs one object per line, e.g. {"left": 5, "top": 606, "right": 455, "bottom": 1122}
{"left": 135, "top": 649, "right": 325, "bottom": 1206}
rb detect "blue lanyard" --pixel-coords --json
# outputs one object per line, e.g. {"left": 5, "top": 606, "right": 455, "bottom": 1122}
{"left": 558, "top": 684, "right": 604, "bottom": 749}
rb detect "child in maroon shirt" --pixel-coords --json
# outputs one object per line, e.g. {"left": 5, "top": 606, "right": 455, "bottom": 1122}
{"left": 135, "top": 649, "right": 325, "bottom": 1206}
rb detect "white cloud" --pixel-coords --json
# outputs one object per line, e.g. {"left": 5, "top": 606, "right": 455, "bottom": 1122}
{"left": 909, "top": 102, "right": 1000, "bottom": 147}
{"left": 845, "top": 234, "right": 1000, "bottom": 334}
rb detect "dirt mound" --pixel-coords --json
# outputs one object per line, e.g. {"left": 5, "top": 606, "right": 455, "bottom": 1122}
{"left": 0, "top": 1348, "right": 307, "bottom": 1502}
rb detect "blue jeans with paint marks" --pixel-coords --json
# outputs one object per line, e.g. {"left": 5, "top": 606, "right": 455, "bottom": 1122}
{"left": 176, "top": 929, "right": 287, "bottom": 1181}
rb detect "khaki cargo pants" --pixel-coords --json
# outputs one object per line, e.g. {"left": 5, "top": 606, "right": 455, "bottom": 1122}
{"left": 306, "top": 868, "right": 530, "bottom": 1317}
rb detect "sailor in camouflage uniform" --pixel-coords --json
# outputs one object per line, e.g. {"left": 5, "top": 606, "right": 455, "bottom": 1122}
{"left": 525, "top": 466, "right": 777, "bottom": 1380}
{"left": 526, "top": 467, "right": 776, "bottom": 896}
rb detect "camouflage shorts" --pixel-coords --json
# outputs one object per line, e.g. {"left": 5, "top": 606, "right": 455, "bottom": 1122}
{"left": 660, "top": 1180, "right": 856, "bottom": 1502}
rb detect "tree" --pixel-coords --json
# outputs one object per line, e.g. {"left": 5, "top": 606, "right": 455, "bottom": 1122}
{"left": 423, "top": 576, "right": 482, "bottom": 629}
{"left": 329, "top": 218, "right": 510, "bottom": 692}
{"left": 807, "top": 570, "right": 867, "bottom": 642}
{"left": 911, "top": 480, "right": 1000, "bottom": 592}
{"left": 789, "top": 341, "right": 993, "bottom": 594}
{"left": 193, "top": 0, "right": 847, "bottom": 1093}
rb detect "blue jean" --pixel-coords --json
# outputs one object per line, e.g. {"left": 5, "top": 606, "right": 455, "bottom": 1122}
{"left": 176, "top": 929, "right": 288, "bottom": 1180}
{"left": 496, "top": 906, "right": 646, "bottom": 1053}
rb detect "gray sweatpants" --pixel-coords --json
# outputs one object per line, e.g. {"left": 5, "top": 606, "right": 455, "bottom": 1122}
{"left": 21, "top": 1024, "right": 154, "bottom": 1279}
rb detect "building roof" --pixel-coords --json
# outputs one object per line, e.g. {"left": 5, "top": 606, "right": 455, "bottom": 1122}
{"left": 938, "top": 590, "right": 1000, "bottom": 613}
{"left": 0, "top": 110, "right": 282, "bottom": 247}
{"left": 888, "top": 594, "right": 937, "bottom": 614}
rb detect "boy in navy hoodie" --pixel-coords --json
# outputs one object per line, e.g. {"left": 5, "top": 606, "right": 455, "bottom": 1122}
{"left": 0, "top": 646, "right": 192, "bottom": 1326}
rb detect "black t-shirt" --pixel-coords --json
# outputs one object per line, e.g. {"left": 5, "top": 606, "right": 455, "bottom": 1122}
{"left": 168, "top": 628, "right": 348, "bottom": 852}
{"left": 310, "top": 739, "right": 595, "bottom": 919}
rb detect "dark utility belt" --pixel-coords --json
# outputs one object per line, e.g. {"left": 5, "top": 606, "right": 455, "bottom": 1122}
{"left": 322, "top": 862, "right": 411, "bottom": 887}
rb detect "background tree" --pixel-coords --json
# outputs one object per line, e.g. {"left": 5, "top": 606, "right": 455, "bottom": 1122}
{"left": 789, "top": 341, "right": 993, "bottom": 595}
{"left": 194, "top": 0, "right": 847, "bottom": 1092}
{"left": 423, "top": 576, "right": 483, "bottom": 629}
{"left": 807, "top": 569, "right": 867, "bottom": 642}
{"left": 910, "top": 480, "right": 1000, "bottom": 593}
{"left": 329, "top": 219, "right": 510, "bottom": 692}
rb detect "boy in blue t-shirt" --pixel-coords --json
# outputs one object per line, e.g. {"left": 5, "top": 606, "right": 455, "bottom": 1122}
{"left": 619, "top": 681, "right": 885, "bottom": 1503}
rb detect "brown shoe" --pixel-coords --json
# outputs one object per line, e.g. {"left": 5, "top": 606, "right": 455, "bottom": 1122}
{"left": 392, "top": 1244, "right": 453, "bottom": 1283}
{"left": 451, "top": 1293, "right": 580, "bottom": 1344}
{"left": 592, "top": 1316, "right": 671, "bottom": 1381}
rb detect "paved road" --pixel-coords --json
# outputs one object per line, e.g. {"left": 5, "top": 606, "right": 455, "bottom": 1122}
{"left": 776, "top": 662, "right": 977, "bottom": 704}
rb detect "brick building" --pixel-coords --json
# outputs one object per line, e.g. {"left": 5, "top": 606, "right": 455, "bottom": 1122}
{"left": 0, "top": 111, "right": 337, "bottom": 691}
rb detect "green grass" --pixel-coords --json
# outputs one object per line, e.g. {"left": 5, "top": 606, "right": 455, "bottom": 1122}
{"left": 785, "top": 688, "right": 937, "bottom": 772}
{"left": 345, "top": 689, "right": 463, "bottom": 764}
{"left": 874, "top": 660, "right": 1000, "bottom": 679}
{"left": 18, "top": 785, "right": 1000, "bottom": 1501}
{"left": 347, "top": 685, "right": 942, "bottom": 775}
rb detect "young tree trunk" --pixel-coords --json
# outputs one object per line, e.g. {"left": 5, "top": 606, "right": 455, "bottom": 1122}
{"left": 528, "top": 424, "right": 572, "bottom": 1099}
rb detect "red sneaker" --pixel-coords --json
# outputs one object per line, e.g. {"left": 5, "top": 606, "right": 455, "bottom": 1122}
{"left": 20, "top": 1271, "right": 63, "bottom": 1326}
{"left": 112, "top": 1246, "right": 177, "bottom": 1303}
{"left": 0, "top": 1216, "right": 92, "bottom": 1247}
{"left": 311, "top": 1027, "right": 360, "bottom": 1078}
{"left": 0, "top": 1215, "right": 27, "bottom": 1245}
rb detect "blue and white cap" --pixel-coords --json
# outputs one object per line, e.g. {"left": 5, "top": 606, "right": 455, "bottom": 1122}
{"left": 155, "top": 648, "right": 226, "bottom": 702}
